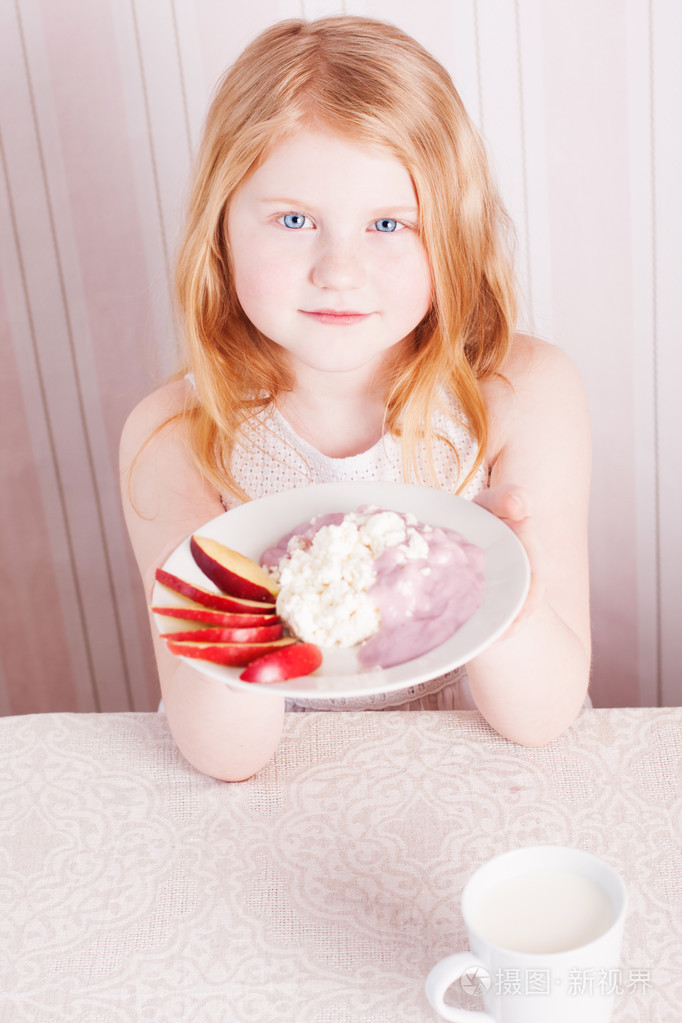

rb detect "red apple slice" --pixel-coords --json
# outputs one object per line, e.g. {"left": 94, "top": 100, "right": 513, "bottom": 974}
{"left": 166, "top": 636, "right": 296, "bottom": 666}
{"left": 155, "top": 568, "right": 277, "bottom": 614}
{"left": 152, "top": 605, "right": 281, "bottom": 628}
{"left": 153, "top": 615, "right": 222, "bottom": 636}
{"left": 160, "top": 623, "right": 284, "bottom": 643}
{"left": 239, "top": 642, "right": 323, "bottom": 683}
{"left": 190, "top": 536, "right": 279, "bottom": 603}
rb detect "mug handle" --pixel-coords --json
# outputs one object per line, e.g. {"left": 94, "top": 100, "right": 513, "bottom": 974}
{"left": 425, "top": 953, "right": 496, "bottom": 1022}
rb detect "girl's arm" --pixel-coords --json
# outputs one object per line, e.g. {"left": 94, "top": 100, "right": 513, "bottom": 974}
{"left": 119, "top": 380, "right": 285, "bottom": 781}
{"left": 466, "top": 334, "right": 592, "bottom": 746}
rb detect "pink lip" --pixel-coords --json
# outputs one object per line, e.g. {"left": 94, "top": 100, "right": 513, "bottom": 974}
{"left": 300, "top": 309, "right": 372, "bottom": 326}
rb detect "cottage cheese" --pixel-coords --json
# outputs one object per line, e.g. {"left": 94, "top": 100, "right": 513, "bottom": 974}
{"left": 261, "top": 506, "right": 485, "bottom": 668}
{"left": 264, "top": 510, "right": 420, "bottom": 647}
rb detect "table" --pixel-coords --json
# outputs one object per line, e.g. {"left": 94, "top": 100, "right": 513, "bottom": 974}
{"left": 0, "top": 708, "right": 680, "bottom": 1022}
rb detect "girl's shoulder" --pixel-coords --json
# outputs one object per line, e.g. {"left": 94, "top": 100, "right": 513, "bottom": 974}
{"left": 489, "top": 331, "right": 584, "bottom": 392}
{"left": 119, "top": 378, "right": 224, "bottom": 586}
{"left": 122, "top": 377, "right": 192, "bottom": 427}
{"left": 120, "top": 378, "right": 193, "bottom": 459}
{"left": 481, "top": 332, "right": 588, "bottom": 464}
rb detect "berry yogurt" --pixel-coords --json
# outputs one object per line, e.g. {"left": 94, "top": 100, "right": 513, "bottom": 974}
{"left": 260, "top": 506, "right": 485, "bottom": 669}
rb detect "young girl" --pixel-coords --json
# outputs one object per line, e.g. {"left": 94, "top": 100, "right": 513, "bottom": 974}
{"left": 120, "top": 16, "right": 591, "bottom": 781}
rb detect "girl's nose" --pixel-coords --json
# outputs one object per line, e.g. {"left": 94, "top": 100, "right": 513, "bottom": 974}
{"left": 310, "top": 237, "right": 365, "bottom": 291}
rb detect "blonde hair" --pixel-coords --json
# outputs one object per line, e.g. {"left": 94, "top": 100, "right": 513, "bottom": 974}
{"left": 175, "top": 15, "right": 517, "bottom": 501}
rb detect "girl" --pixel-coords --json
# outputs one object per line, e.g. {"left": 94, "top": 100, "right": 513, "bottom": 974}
{"left": 120, "top": 16, "right": 591, "bottom": 781}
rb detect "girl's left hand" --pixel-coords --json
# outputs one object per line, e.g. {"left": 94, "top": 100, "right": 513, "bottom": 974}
{"left": 473, "top": 484, "right": 544, "bottom": 628}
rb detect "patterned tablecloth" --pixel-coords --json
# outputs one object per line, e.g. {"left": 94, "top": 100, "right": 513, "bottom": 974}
{"left": 0, "top": 708, "right": 680, "bottom": 1023}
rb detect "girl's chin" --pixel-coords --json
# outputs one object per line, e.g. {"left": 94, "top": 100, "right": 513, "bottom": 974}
{"left": 280, "top": 338, "right": 413, "bottom": 380}
{"left": 288, "top": 354, "right": 397, "bottom": 379}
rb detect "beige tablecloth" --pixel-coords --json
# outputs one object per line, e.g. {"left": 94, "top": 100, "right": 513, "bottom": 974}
{"left": 0, "top": 708, "right": 680, "bottom": 1022}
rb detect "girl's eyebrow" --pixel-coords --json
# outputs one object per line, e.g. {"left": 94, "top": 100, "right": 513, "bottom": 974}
{"left": 257, "top": 197, "right": 309, "bottom": 205}
{"left": 371, "top": 205, "right": 419, "bottom": 215}
{"left": 257, "top": 197, "right": 419, "bottom": 215}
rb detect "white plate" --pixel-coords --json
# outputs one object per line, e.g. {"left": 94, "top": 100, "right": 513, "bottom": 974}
{"left": 152, "top": 481, "right": 530, "bottom": 700}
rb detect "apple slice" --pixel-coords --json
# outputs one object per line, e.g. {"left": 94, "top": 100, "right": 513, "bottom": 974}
{"left": 190, "top": 536, "right": 279, "bottom": 603}
{"left": 166, "top": 636, "right": 296, "bottom": 666}
{"left": 152, "top": 605, "right": 281, "bottom": 628}
{"left": 239, "top": 642, "right": 323, "bottom": 683}
{"left": 160, "top": 623, "right": 284, "bottom": 643}
{"left": 153, "top": 615, "right": 223, "bottom": 636}
{"left": 155, "top": 568, "right": 277, "bottom": 614}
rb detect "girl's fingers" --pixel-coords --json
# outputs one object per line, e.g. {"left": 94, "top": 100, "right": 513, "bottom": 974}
{"left": 473, "top": 484, "right": 531, "bottom": 523}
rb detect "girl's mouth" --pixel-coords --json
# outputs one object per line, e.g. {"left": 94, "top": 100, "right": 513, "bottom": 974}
{"left": 300, "top": 309, "right": 372, "bottom": 326}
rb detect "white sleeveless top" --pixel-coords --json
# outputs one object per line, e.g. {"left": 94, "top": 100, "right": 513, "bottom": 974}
{"left": 223, "top": 398, "right": 488, "bottom": 712}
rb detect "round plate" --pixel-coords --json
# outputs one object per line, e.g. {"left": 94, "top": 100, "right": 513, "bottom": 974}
{"left": 152, "top": 481, "right": 530, "bottom": 699}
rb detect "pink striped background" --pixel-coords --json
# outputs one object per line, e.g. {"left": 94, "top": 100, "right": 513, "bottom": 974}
{"left": 1, "top": 0, "right": 680, "bottom": 714}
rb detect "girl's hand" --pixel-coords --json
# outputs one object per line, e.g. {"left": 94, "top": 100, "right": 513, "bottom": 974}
{"left": 473, "top": 484, "right": 544, "bottom": 629}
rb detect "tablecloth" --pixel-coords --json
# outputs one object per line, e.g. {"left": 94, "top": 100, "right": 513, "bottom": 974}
{"left": 0, "top": 708, "right": 680, "bottom": 1022}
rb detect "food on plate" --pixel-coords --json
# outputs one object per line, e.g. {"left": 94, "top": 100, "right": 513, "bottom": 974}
{"left": 165, "top": 636, "right": 297, "bottom": 666}
{"left": 151, "top": 605, "right": 281, "bottom": 628}
{"left": 157, "top": 503, "right": 484, "bottom": 682}
{"left": 239, "top": 643, "right": 324, "bottom": 683}
{"left": 189, "top": 536, "right": 280, "bottom": 603}
{"left": 155, "top": 538, "right": 320, "bottom": 681}
{"left": 159, "top": 623, "right": 285, "bottom": 644}
{"left": 155, "top": 567, "right": 277, "bottom": 614}
{"left": 153, "top": 614, "right": 279, "bottom": 639}
{"left": 260, "top": 506, "right": 485, "bottom": 669}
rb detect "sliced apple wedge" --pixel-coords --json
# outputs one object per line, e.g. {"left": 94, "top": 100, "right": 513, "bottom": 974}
{"left": 160, "top": 623, "right": 284, "bottom": 643}
{"left": 239, "top": 642, "right": 323, "bottom": 683}
{"left": 153, "top": 615, "right": 222, "bottom": 636}
{"left": 190, "top": 536, "right": 279, "bottom": 603}
{"left": 152, "top": 605, "right": 281, "bottom": 628}
{"left": 155, "top": 568, "right": 277, "bottom": 614}
{"left": 166, "top": 636, "right": 296, "bottom": 666}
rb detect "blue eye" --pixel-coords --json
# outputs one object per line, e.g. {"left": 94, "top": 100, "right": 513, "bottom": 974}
{"left": 281, "top": 213, "right": 309, "bottom": 229}
{"left": 374, "top": 218, "right": 399, "bottom": 232}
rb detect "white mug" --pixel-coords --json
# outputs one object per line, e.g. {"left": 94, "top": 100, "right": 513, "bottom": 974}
{"left": 425, "top": 845, "right": 627, "bottom": 1023}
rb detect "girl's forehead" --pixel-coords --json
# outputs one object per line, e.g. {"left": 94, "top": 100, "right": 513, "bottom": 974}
{"left": 241, "top": 127, "right": 418, "bottom": 203}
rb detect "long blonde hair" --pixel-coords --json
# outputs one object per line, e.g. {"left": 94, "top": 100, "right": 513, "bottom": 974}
{"left": 175, "top": 15, "right": 517, "bottom": 501}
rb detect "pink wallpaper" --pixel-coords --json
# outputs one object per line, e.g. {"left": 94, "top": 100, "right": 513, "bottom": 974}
{"left": 1, "top": 0, "right": 680, "bottom": 714}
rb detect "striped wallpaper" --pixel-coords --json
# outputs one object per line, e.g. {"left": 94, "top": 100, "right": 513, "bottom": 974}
{"left": 0, "top": 0, "right": 680, "bottom": 714}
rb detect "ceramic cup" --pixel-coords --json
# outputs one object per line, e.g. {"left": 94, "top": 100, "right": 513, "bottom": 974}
{"left": 425, "top": 846, "right": 627, "bottom": 1023}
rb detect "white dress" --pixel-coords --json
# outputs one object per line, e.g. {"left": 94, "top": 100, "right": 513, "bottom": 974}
{"left": 224, "top": 398, "right": 488, "bottom": 712}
